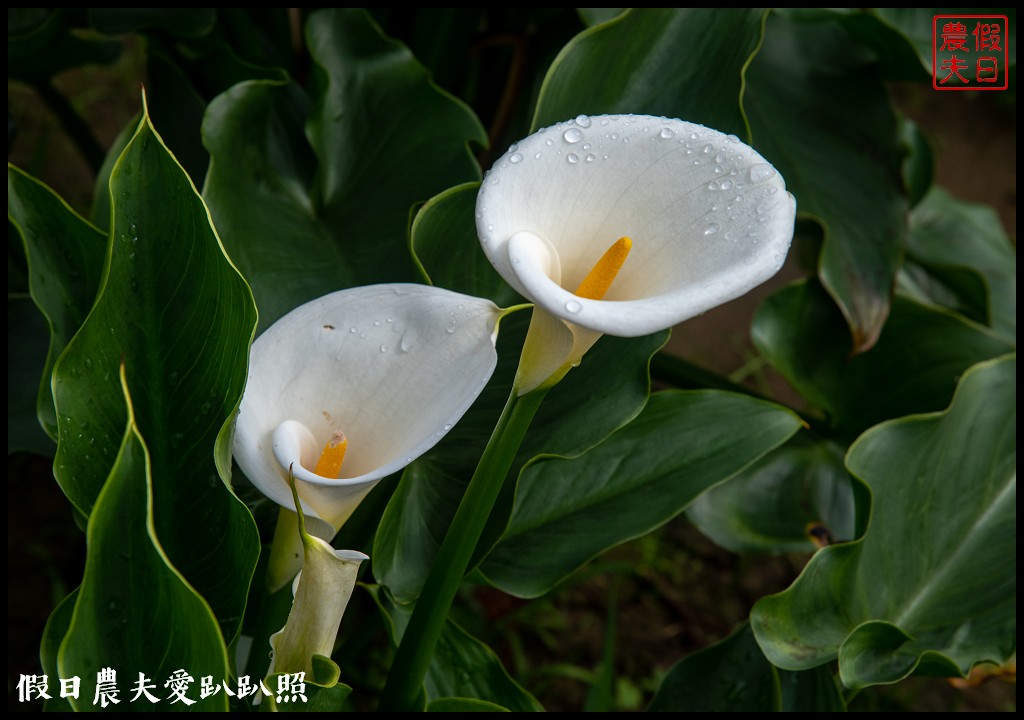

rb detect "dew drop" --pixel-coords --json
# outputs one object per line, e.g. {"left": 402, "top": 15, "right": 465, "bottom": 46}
{"left": 704, "top": 223, "right": 721, "bottom": 236}
{"left": 720, "top": 179, "right": 733, "bottom": 190}
{"left": 510, "top": 153, "right": 524, "bottom": 163}
{"left": 567, "top": 153, "right": 580, "bottom": 164}
{"left": 749, "top": 163, "right": 776, "bottom": 183}
{"left": 610, "top": 133, "right": 619, "bottom": 140}
{"left": 380, "top": 344, "right": 388, "bottom": 353}
{"left": 349, "top": 327, "right": 358, "bottom": 333}
{"left": 585, "top": 153, "right": 596, "bottom": 162}
{"left": 563, "top": 127, "right": 584, "bottom": 144}
{"left": 702, "top": 144, "right": 713, "bottom": 154}
{"left": 446, "top": 325, "right": 456, "bottom": 334}
{"left": 565, "top": 300, "right": 582, "bottom": 314}
{"left": 546, "top": 138, "right": 554, "bottom": 146}
{"left": 659, "top": 127, "right": 675, "bottom": 139}
{"left": 575, "top": 114, "right": 592, "bottom": 128}
{"left": 129, "top": 223, "right": 137, "bottom": 235}
{"left": 534, "top": 152, "right": 542, "bottom": 159}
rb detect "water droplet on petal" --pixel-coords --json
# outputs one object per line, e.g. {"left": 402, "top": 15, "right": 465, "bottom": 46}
{"left": 659, "top": 127, "right": 675, "bottom": 139}
{"left": 585, "top": 153, "right": 596, "bottom": 162}
{"left": 567, "top": 153, "right": 580, "bottom": 164}
{"left": 563, "top": 127, "right": 584, "bottom": 144}
{"left": 565, "top": 300, "right": 582, "bottom": 314}
{"left": 575, "top": 114, "right": 592, "bottom": 128}
{"left": 704, "top": 223, "right": 720, "bottom": 236}
{"left": 720, "top": 179, "right": 733, "bottom": 190}
{"left": 510, "top": 152, "right": 523, "bottom": 163}
{"left": 702, "top": 144, "right": 713, "bottom": 154}
{"left": 749, "top": 163, "right": 776, "bottom": 183}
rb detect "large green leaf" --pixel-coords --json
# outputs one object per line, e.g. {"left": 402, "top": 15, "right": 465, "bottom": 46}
{"left": 40, "top": 588, "right": 78, "bottom": 713}
{"left": 648, "top": 624, "right": 780, "bottom": 711}
{"left": 203, "top": 9, "right": 487, "bottom": 331}
{"left": 368, "top": 586, "right": 542, "bottom": 711}
{"left": 872, "top": 8, "right": 1017, "bottom": 75}
{"left": 752, "top": 280, "right": 1014, "bottom": 441}
{"left": 479, "top": 390, "right": 802, "bottom": 598}
{"left": 533, "top": 8, "right": 765, "bottom": 139}
{"left": 744, "top": 11, "right": 907, "bottom": 352}
{"left": 778, "top": 666, "right": 846, "bottom": 712}
{"left": 426, "top": 620, "right": 544, "bottom": 712}
{"left": 410, "top": 182, "right": 521, "bottom": 308}
{"left": 58, "top": 369, "right": 230, "bottom": 711}
{"left": 51, "top": 100, "right": 259, "bottom": 641}
{"left": 686, "top": 434, "right": 856, "bottom": 554}
{"left": 428, "top": 697, "right": 510, "bottom": 712}
{"left": 902, "top": 186, "right": 1016, "bottom": 342}
{"left": 8, "top": 164, "right": 106, "bottom": 440}
{"left": 751, "top": 355, "right": 1016, "bottom": 688}
{"left": 373, "top": 317, "right": 667, "bottom": 604}
{"left": 577, "top": 9, "right": 626, "bottom": 26}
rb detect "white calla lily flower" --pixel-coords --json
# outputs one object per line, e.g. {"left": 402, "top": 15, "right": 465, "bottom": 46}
{"left": 233, "top": 284, "right": 502, "bottom": 536}
{"left": 476, "top": 114, "right": 796, "bottom": 393}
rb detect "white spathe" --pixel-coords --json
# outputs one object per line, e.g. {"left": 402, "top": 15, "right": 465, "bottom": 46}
{"left": 476, "top": 114, "right": 796, "bottom": 355}
{"left": 268, "top": 539, "right": 367, "bottom": 681}
{"left": 233, "top": 284, "right": 501, "bottom": 534}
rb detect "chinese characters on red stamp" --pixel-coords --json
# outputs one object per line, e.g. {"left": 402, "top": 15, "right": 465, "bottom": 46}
{"left": 933, "top": 15, "right": 1009, "bottom": 90}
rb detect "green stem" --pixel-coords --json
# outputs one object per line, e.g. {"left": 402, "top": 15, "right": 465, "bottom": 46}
{"left": 378, "top": 386, "right": 548, "bottom": 711}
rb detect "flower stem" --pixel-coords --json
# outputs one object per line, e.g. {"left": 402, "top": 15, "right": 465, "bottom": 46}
{"left": 378, "top": 385, "right": 548, "bottom": 711}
